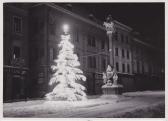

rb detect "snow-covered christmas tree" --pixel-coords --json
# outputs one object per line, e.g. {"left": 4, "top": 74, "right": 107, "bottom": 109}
{"left": 46, "top": 24, "right": 87, "bottom": 101}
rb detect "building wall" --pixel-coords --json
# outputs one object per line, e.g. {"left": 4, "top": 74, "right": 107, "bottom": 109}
{"left": 3, "top": 4, "right": 29, "bottom": 100}
{"left": 132, "top": 37, "right": 164, "bottom": 90}
{"left": 3, "top": 3, "right": 164, "bottom": 101}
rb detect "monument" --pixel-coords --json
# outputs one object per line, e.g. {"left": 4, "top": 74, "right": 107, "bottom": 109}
{"left": 102, "top": 15, "right": 123, "bottom": 95}
{"left": 102, "top": 65, "right": 123, "bottom": 95}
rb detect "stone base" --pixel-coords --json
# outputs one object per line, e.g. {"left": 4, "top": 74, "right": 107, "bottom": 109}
{"left": 102, "top": 84, "right": 123, "bottom": 95}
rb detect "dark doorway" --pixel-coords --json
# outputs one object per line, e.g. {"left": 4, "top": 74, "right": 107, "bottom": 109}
{"left": 87, "top": 73, "right": 95, "bottom": 95}
{"left": 12, "top": 76, "right": 22, "bottom": 99}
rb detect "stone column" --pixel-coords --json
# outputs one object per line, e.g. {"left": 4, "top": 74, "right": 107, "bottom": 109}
{"left": 103, "top": 15, "right": 115, "bottom": 66}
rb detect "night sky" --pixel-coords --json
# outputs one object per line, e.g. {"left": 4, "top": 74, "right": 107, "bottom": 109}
{"left": 70, "top": 3, "right": 165, "bottom": 49}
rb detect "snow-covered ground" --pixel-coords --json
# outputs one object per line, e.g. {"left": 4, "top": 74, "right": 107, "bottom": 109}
{"left": 3, "top": 91, "right": 165, "bottom": 118}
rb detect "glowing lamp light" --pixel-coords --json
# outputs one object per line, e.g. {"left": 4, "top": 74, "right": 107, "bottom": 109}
{"left": 63, "top": 24, "right": 69, "bottom": 34}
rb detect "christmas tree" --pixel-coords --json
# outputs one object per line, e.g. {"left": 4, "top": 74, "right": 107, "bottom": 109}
{"left": 46, "top": 24, "right": 87, "bottom": 101}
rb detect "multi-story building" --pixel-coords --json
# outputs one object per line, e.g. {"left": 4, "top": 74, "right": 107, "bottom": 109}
{"left": 3, "top": 3, "right": 30, "bottom": 100}
{"left": 3, "top": 3, "right": 164, "bottom": 101}
{"left": 131, "top": 34, "right": 164, "bottom": 91}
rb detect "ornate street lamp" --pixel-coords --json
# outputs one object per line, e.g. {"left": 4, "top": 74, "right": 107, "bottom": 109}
{"left": 63, "top": 24, "right": 69, "bottom": 34}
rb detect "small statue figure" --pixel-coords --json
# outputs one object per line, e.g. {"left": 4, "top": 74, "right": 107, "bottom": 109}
{"left": 103, "top": 72, "right": 107, "bottom": 84}
{"left": 113, "top": 72, "right": 118, "bottom": 85}
{"left": 103, "top": 15, "right": 116, "bottom": 34}
{"left": 102, "top": 65, "right": 118, "bottom": 86}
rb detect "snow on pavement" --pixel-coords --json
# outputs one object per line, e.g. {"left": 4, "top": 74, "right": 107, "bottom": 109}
{"left": 3, "top": 91, "right": 165, "bottom": 117}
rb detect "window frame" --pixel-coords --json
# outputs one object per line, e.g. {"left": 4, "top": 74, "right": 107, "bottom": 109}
{"left": 122, "top": 63, "right": 125, "bottom": 73}
{"left": 13, "top": 16, "right": 22, "bottom": 34}
{"left": 115, "top": 47, "right": 118, "bottom": 56}
{"left": 13, "top": 46, "right": 21, "bottom": 59}
{"left": 127, "top": 64, "right": 130, "bottom": 73}
{"left": 116, "top": 62, "right": 119, "bottom": 72}
{"left": 122, "top": 49, "right": 125, "bottom": 58}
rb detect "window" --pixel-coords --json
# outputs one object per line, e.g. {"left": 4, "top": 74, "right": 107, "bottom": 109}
{"left": 92, "top": 57, "right": 96, "bottom": 68}
{"left": 13, "top": 46, "right": 20, "bottom": 59}
{"left": 122, "top": 49, "right": 125, "bottom": 58}
{"left": 49, "top": 24, "right": 56, "bottom": 35}
{"left": 92, "top": 36, "right": 96, "bottom": 47}
{"left": 76, "top": 29, "right": 79, "bottom": 42}
{"left": 49, "top": 48, "right": 57, "bottom": 61}
{"left": 87, "top": 35, "right": 92, "bottom": 46}
{"left": 127, "top": 64, "right": 130, "bottom": 73}
{"left": 39, "top": 48, "right": 44, "bottom": 58}
{"left": 88, "top": 56, "right": 92, "bottom": 68}
{"left": 88, "top": 56, "right": 96, "bottom": 68}
{"left": 114, "top": 32, "right": 118, "bottom": 41}
{"left": 142, "top": 63, "right": 144, "bottom": 73}
{"left": 33, "top": 47, "right": 39, "bottom": 61}
{"left": 13, "top": 16, "right": 22, "bottom": 33}
{"left": 122, "top": 63, "right": 125, "bottom": 73}
{"left": 116, "top": 62, "right": 119, "bottom": 72}
{"left": 126, "top": 36, "right": 129, "bottom": 43}
{"left": 101, "top": 40, "right": 105, "bottom": 49}
{"left": 121, "top": 34, "right": 124, "bottom": 43}
{"left": 88, "top": 35, "right": 96, "bottom": 47}
{"left": 137, "top": 61, "right": 140, "bottom": 73}
{"left": 115, "top": 48, "right": 118, "bottom": 56}
{"left": 127, "top": 50, "right": 129, "bottom": 59}
{"left": 50, "top": 48, "right": 54, "bottom": 61}
{"left": 102, "top": 58, "right": 106, "bottom": 71}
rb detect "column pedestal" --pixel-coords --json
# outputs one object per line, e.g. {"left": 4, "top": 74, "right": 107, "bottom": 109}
{"left": 102, "top": 84, "right": 123, "bottom": 95}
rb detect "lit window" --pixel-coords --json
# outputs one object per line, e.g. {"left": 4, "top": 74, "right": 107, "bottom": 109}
{"left": 13, "top": 46, "right": 20, "bottom": 59}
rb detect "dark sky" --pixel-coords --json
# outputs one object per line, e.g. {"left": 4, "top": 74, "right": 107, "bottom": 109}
{"left": 71, "top": 3, "right": 165, "bottom": 49}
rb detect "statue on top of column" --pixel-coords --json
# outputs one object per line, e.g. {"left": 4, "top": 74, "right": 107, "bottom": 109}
{"left": 103, "top": 15, "right": 116, "bottom": 34}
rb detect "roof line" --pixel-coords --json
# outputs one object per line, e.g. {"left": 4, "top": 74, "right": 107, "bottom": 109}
{"left": 46, "top": 3, "right": 106, "bottom": 30}
{"left": 133, "top": 38, "right": 162, "bottom": 51}
{"left": 114, "top": 20, "right": 132, "bottom": 32}
{"left": 31, "top": 3, "right": 161, "bottom": 51}
{"left": 32, "top": 3, "right": 132, "bottom": 32}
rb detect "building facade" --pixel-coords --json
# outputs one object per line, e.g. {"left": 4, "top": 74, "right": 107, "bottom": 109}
{"left": 3, "top": 3, "right": 164, "bottom": 101}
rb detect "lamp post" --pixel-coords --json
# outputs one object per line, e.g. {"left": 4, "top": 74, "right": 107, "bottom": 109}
{"left": 103, "top": 15, "right": 115, "bottom": 67}
{"left": 63, "top": 24, "right": 69, "bottom": 34}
